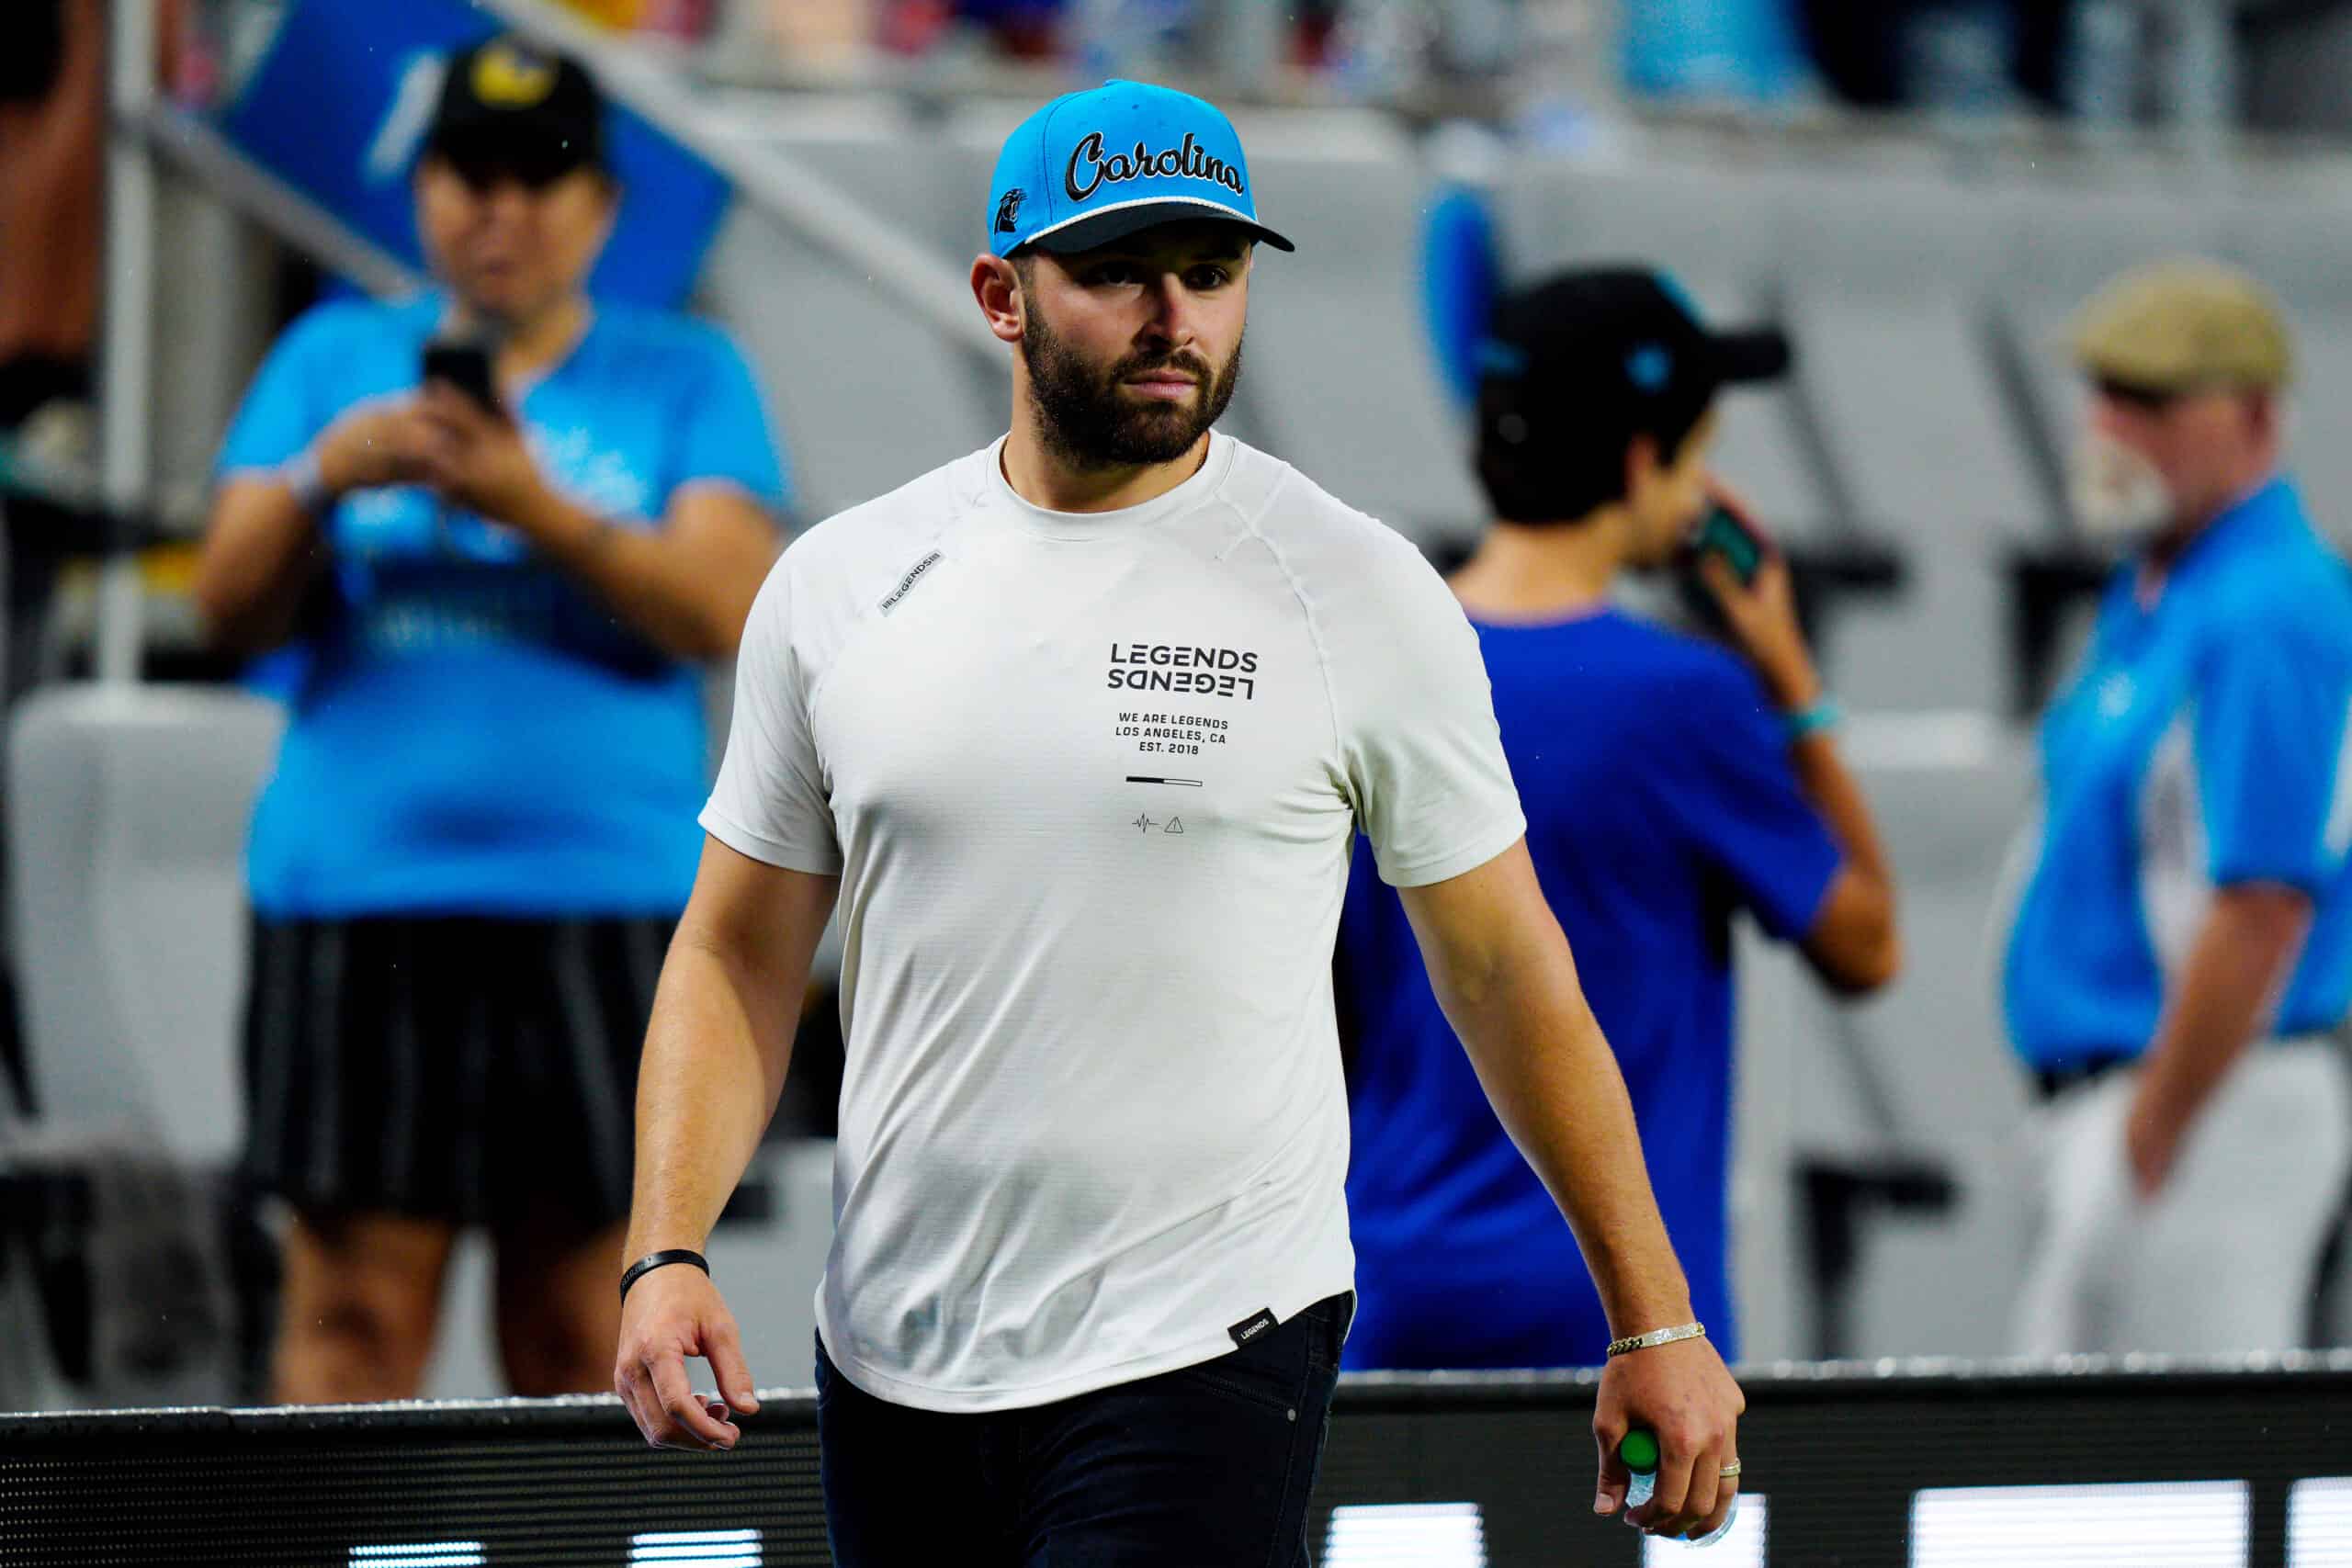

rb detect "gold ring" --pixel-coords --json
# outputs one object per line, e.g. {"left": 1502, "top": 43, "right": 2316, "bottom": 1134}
{"left": 1719, "top": 1461, "right": 1743, "bottom": 1479}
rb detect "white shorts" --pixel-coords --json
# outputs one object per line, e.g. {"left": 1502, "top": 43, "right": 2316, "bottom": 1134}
{"left": 2012, "top": 1037, "right": 2352, "bottom": 1358}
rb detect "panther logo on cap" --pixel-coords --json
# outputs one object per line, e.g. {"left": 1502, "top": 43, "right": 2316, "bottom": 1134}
{"left": 471, "top": 39, "right": 560, "bottom": 108}
{"left": 995, "top": 189, "right": 1025, "bottom": 233}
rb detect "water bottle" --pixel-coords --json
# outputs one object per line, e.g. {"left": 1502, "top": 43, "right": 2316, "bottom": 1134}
{"left": 1619, "top": 1427, "right": 1743, "bottom": 1550}
{"left": 1622, "top": 1426, "right": 1661, "bottom": 1509}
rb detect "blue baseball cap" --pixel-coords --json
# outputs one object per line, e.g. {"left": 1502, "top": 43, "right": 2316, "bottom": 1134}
{"left": 987, "top": 80, "right": 1295, "bottom": 259}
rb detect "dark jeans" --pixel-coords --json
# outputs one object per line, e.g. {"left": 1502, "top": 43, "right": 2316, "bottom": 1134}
{"left": 817, "top": 1292, "right": 1352, "bottom": 1567}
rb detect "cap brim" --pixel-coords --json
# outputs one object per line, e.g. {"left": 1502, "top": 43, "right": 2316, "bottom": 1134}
{"left": 424, "top": 120, "right": 602, "bottom": 182}
{"left": 1708, "top": 326, "right": 1791, "bottom": 384}
{"left": 1027, "top": 197, "right": 1295, "bottom": 255}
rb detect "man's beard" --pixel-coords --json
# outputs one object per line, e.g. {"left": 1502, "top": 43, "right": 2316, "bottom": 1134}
{"left": 1021, "top": 305, "right": 1243, "bottom": 471}
{"left": 2070, "top": 430, "right": 2177, "bottom": 546}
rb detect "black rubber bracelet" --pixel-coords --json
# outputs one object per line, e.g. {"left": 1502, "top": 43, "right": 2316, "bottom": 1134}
{"left": 619, "top": 1248, "right": 710, "bottom": 1303}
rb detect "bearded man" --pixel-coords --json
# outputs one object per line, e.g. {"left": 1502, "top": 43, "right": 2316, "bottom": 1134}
{"left": 2006, "top": 259, "right": 2352, "bottom": 1358}
{"left": 611, "top": 80, "right": 1744, "bottom": 1562}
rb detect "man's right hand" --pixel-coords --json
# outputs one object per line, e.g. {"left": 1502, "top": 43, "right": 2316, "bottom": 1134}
{"left": 615, "top": 1263, "right": 762, "bottom": 1450}
{"left": 1692, "top": 486, "right": 1823, "bottom": 715}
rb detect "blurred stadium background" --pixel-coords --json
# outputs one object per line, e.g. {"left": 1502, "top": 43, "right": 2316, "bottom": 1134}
{"left": 7, "top": 1, "right": 2352, "bottom": 1562}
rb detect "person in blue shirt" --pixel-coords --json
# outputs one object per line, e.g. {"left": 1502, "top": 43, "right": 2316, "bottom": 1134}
{"left": 1336, "top": 268, "right": 1900, "bottom": 1371}
{"left": 192, "top": 37, "right": 786, "bottom": 1404}
{"left": 2006, "top": 259, "right": 2352, "bottom": 1357}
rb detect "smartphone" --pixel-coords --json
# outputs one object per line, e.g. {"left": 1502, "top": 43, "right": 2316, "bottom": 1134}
{"left": 1690, "top": 501, "right": 1767, "bottom": 586}
{"left": 421, "top": 339, "right": 504, "bottom": 418}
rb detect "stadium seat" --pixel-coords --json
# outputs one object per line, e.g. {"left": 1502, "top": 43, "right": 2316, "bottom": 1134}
{"left": 1832, "top": 728, "right": 2040, "bottom": 1355}
{"left": 698, "top": 142, "right": 1001, "bottom": 525}
{"left": 1761, "top": 175, "right": 2045, "bottom": 714}
{"left": 2234, "top": 204, "right": 2352, "bottom": 547}
{"left": 6, "top": 684, "right": 282, "bottom": 1167}
{"left": 1994, "top": 184, "right": 2230, "bottom": 536}
{"left": 1784, "top": 288, "right": 2034, "bottom": 713}
{"left": 1503, "top": 161, "right": 1832, "bottom": 538}
{"left": 1241, "top": 126, "right": 1492, "bottom": 551}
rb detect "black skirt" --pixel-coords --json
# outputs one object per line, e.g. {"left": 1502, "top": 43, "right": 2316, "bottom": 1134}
{"left": 239, "top": 914, "right": 673, "bottom": 1236}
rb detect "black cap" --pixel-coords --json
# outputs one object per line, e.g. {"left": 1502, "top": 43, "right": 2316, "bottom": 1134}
{"left": 1476, "top": 267, "right": 1788, "bottom": 520}
{"left": 1481, "top": 268, "right": 1788, "bottom": 445}
{"left": 423, "top": 37, "right": 606, "bottom": 187}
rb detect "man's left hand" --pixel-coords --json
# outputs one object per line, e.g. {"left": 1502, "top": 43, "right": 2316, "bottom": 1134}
{"left": 414, "top": 384, "right": 553, "bottom": 530}
{"left": 1592, "top": 1335, "right": 1746, "bottom": 1541}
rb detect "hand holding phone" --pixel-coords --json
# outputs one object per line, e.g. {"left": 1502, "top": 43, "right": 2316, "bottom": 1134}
{"left": 1676, "top": 485, "right": 1821, "bottom": 710}
{"left": 1673, "top": 486, "right": 1770, "bottom": 636}
{"left": 1689, "top": 490, "right": 1770, "bottom": 587}
{"left": 413, "top": 337, "right": 552, "bottom": 533}
{"left": 421, "top": 339, "right": 506, "bottom": 421}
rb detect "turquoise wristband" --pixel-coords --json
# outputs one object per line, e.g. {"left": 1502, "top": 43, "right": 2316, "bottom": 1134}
{"left": 1785, "top": 697, "right": 1843, "bottom": 741}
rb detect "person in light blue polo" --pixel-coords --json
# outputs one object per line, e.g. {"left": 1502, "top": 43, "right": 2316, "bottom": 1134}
{"left": 192, "top": 37, "right": 786, "bottom": 1404}
{"left": 2006, "top": 259, "right": 2352, "bottom": 1357}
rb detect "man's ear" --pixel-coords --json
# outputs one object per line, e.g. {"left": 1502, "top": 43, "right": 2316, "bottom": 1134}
{"left": 2245, "top": 389, "right": 2279, "bottom": 445}
{"left": 972, "top": 254, "right": 1024, "bottom": 345}
{"left": 586, "top": 179, "right": 621, "bottom": 257}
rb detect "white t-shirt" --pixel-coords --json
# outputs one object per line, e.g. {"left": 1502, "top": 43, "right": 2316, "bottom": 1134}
{"left": 702, "top": 434, "right": 1525, "bottom": 1413}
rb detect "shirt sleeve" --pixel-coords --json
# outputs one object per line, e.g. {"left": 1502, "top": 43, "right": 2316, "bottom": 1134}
{"left": 671, "top": 330, "right": 791, "bottom": 515}
{"left": 699, "top": 556, "right": 842, "bottom": 874}
{"left": 1331, "top": 533, "right": 1526, "bottom": 887}
{"left": 215, "top": 309, "right": 343, "bottom": 478}
{"left": 2196, "top": 620, "right": 2352, "bottom": 895}
{"left": 1656, "top": 659, "right": 1844, "bottom": 942}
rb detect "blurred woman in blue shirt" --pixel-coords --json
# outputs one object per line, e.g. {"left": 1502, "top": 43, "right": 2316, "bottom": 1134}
{"left": 195, "top": 37, "right": 786, "bottom": 1404}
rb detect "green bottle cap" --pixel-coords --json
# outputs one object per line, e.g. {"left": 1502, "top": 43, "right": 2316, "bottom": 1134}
{"left": 1620, "top": 1428, "right": 1660, "bottom": 1473}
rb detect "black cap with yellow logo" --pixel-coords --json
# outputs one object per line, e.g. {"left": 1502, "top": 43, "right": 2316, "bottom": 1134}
{"left": 423, "top": 37, "right": 607, "bottom": 187}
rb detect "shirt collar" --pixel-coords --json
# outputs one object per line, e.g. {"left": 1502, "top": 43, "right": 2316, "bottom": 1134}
{"left": 2131, "top": 472, "right": 2296, "bottom": 609}
{"left": 2177, "top": 472, "right": 2294, "bottom": 570}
